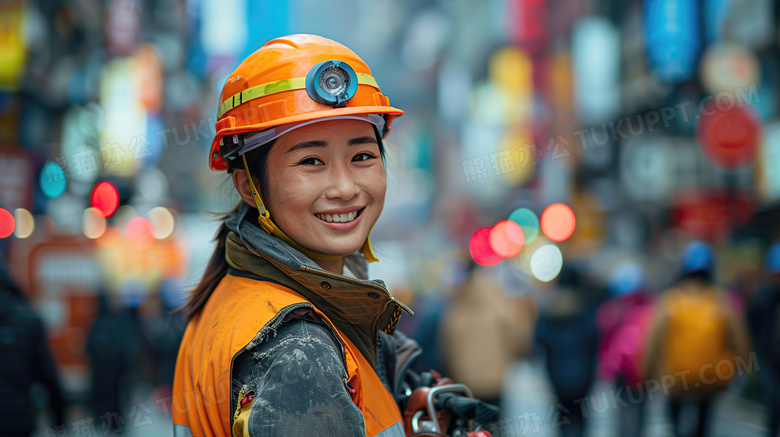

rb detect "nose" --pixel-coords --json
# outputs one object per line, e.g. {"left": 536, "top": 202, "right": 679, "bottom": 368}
{"left": 323, "top": 164, "right": 360, "bottom": 201}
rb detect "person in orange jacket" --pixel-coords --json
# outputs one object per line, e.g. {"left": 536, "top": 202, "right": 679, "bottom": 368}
{"left": 172, "top": 35, "right": 417, "bottom": 437}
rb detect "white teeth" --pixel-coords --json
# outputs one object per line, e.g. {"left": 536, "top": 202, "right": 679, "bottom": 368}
{"left": 316, "top": 210, "right": 360, "bottom": 223}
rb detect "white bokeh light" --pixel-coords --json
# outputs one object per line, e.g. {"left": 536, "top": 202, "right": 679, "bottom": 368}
{"left": 530, "top": 244, "right": 563, "bottom": 282}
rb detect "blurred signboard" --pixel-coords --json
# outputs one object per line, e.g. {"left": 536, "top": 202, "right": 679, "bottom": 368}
{"left": 705, "top": 0, "right": 773, "bottom": 48}
{"left": 100, "top": 59, "right": 147, "bottom": 177}
{"left": 61, "top": 106, "right": 100, "bottom": 184}
{"left": 573, "top": 17, "right": 620, "bottom": 124}
{"left": 132, "top": 44, "right": 163, "bottom": 113}
{"left": 0, "top": 1, "right": 26, "bottom": 91}
{"left": 508, "top": 0, "right": 549, "bottom": 54}
{"left": 620, "top": 137, "right": 728, "bottom": 205}
{"left": 700, "top": 44, "right": 760, "bottom": 95}
{"left": 106, "top": 0, "right": 140, "bottom": 57}
{"left": 0, "top": 147, "right": 33, "bottom": 210}
{"left": 28, "top": 238, "right": 101, "bottom": 395}
{"left": 201, "top": 0, "right": 247, "bottom": 59}
{"left": 644, "top": 0, "right": 701, "bottom": 82}
{"left": 672, "top": 191, "right": 755, "bottom": 240}
{"left": 620, "top": 137, "right": 675, "bottom": 203}
{"left": 696, "top": 103, "right": 760, "bottom": 169}
{"left": 757, "top": 122, "right": 780, "bottom": 203}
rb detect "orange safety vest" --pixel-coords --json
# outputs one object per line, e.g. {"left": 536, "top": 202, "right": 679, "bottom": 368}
{"left": 172, "top": 274, "right": 405, "bottom": 437}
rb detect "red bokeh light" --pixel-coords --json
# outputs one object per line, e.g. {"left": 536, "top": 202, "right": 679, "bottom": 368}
{"left": 489, "top": 220, "right": 526, "bottom": 258}
{"left": 469, "top": 228, "right": 503, "bottom": 266}
{"left": 91, "top": 181, "right": 120, "bottom": 218}
{"left": 0, "top": 208, "right": 14, "bottom": 238}
{"left": 541, "top": 203, "right": 576, "bottom": 242}
{"left": 126, "top": 217, "right": 155, "bottom": 250}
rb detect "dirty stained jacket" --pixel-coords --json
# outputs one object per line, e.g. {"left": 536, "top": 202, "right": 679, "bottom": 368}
{"left": 172, "top": 204, "right": 419, "bottom": 437}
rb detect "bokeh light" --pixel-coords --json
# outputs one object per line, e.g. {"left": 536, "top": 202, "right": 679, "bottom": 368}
{"left": 540, "top": 203, "right": 576, "bottom": 242}
{"left": 530, "top": 244, "right": 564, "bottom": 282}
{"left": 126, "top": 217, "right": 155, "bottom": 250}
{"left": 509, "top": 208, "right": 540, "bottom": 244}
{"left": 91, "top": 181, "right": 120, "bottom": 218}
{"left": 0, "top": 208, "right": 15, "bottom": 238}
{"left": 148, "top": 206, "right": 175, "bottom": 239}
{"left": 13, "top": 208, "right": 34, "bottom": 239}
{"left": 489, "top": 220, "right": 525, "bottom": 258}
{"left": 469, "top": 228, "right": 502, "bottom": 266}
{"left": 83, "top": 208, "right": 107, "bottom": 239}
{"left": 40, "top": 162, "right": 68, "bottom": 198}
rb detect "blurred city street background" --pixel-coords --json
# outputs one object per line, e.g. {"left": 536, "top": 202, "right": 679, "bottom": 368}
{"left": 2, "top": 0, "right": 780, "bottom": 436}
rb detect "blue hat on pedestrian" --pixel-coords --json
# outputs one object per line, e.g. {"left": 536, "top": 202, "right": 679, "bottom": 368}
{"left": 766, "top": 244, "right": 780, "bottom": 275}
{"left": 680, "top": 241, "right": 715, "bottom": 277}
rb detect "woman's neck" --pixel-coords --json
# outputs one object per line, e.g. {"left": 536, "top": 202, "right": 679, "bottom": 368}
{"left": 314, "top": 257, "right": 345, "bottom": 275}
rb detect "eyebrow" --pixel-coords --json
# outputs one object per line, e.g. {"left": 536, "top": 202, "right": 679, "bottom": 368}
{"left": 348, "top": 136, "right": 378, "bottom": 146}
{"left": 286, "top": 136, "right": 378, "bottom": 153}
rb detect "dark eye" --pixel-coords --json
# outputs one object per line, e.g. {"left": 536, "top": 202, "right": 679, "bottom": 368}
{"left": 353, "top": 153, "right": 376, "bottom": 162}
{"left": 299, "top": 157, "right": 323, "bottom": 165}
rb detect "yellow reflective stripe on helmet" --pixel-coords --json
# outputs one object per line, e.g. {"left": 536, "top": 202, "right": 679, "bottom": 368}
{"left": 217, "top": 74, "right": 380, "bottom": 118}
{"left": 356, "top": 73, "right": 378, "bottom": 89}
{"left": 240, "top": 77, "right": 306, "bottom": 109}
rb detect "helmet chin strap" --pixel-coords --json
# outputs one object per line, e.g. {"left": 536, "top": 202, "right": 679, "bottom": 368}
{"left": 241, "top": 155, "right": 378, "bottom": 263}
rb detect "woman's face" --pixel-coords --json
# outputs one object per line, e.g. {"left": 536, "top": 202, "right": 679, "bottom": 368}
{"left": 264, "top": 119, "right": 387, "bottom": 257}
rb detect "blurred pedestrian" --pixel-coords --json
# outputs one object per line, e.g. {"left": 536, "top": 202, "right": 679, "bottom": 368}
{"left": 410, "top": 290, "right": 448, "bottom": 376}
{"left": 0, "top": 258, "right": 66, "bottom": 437}
{"left": 440, "top": 256, "right": 534, "bottom": 410}
{"left": 85, "top": 291, "right": 142, "bottom": 431}
{"left": 596, "top": 261, "right": 655, "bottom": 437}
{"left": 747, "top": 243, "right": 780, "bottom": 437}
{"left": 140, "top": 281, "right": 187, "bottom": 400}
{"left": 644, "top": 241, "right": 751, "bottom": 437}
{"left": 535, "top": 265, "right": 599, "bottom": 437}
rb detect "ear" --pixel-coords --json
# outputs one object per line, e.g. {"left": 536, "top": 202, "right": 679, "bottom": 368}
{"left": 232, "top": 169, "right": 258, "bottom": 209}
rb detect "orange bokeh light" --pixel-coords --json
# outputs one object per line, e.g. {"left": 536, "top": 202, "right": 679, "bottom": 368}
{"left": 489, "top": 220, "right": 526, "bottom": 257}
{"left": 540, "top": 203, "right": 576, "bottom": 242}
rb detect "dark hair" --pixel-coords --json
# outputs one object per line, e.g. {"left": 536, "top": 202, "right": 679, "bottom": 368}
{"left": 680, "top": 269, "right": 712, "bottom": 284}
{"left": 180, "top": 125, "right": 387, "bottom": 321}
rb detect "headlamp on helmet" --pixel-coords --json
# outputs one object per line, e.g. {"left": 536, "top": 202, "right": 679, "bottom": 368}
{"left": 306, "top": 60, "right": 358, "bottom": 107}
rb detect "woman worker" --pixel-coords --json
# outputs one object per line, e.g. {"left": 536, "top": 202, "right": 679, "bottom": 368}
{"left": 172, "top": 34, "right": 416, "bottom": 437}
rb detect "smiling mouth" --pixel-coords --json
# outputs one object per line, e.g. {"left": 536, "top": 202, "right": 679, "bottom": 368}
{"left": 315, "top": 208, "right": 365, "bottom": 224}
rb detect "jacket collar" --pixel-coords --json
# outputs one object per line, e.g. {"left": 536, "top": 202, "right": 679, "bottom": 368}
{"left": 223, "top": 203, "right": 412, "bottom": 366}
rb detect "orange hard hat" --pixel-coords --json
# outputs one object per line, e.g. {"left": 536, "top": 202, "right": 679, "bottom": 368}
{"left": 209, "top": 34, "right": 404, "bottom": 171}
